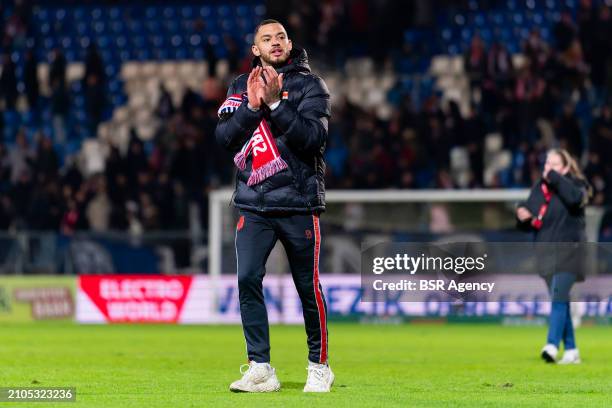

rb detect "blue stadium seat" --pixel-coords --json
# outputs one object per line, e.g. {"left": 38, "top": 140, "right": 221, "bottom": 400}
{"left": 110, "top": 21, "right": 126, "bottom": 34}
{"left": 145, "top": 20, "right": 161, "bottom": 33}
{"left": 236, "top": 5, "right": 251, "bottom": 17}
{"left": 130, "top": 36, "right": 146, "bottom": 49}
{"left": 162, "top": 7, "right": 176, "bottom": 20}
{"left": 128, "top": 20, "right": 144, "bottom": 35}
{"left": 192, "top": 48, "right": 204, "bottom": 60}
{"left": 513, "top": 12, "right": 524, "bottom": 25}
{"left": 108, "top": 79, "right": 122, "bottom": 94}
{"left": 217, "top": 5, "right": 232, "bottom": 18}
{"left": 189, "top": 34, "right": 202, "bottom": 47}
{"left": 105, "top": 65, "right": 118, "bottom": 78}
{"left": 171, "top": 35, "right": 183, "bottom": 48}
{"left": 55, "top": 8, "right": 67, "bottom": 22}
{"left": 118, "top": 50, "right": 131, "bottom": 62}
{"left": 198, "top": 6, "right": 213, "bottom": 18}
{"left": 144, "top": 6, "right": 158, "bottom": 20}
{"left": 254, "top": 5, "right": 265, "bottom": 17}
{"left": 40, "top": 22, "right": 51, "bottom": 35}
{"left": 64, "top": 50, "right": 77, "bottom": 62}
{"left": 107, "top": 7, "right": 121, "bottom": 20}
{"left": 163, "top": 20, "right": 180, "bottom": 34}
{"left": 135, "top": 49, "right": 151, "bottom": 61}
{"left": 91, "top": 8, "right": 103, "bottom": 21}
{"left": 93, "top": 21, "right": 106, "bottom": 35}
{"left": 37, "top": 9, "right": 49, "bottom": 21}
{"left": 473, "top": 12, "right": 486, "bottom": 27}
{"left": 180, "top": 6, "right": 194, "bottom": 19}
{"left": 173, "top": 48, "right": 188, "bottom": 60}
{"left": 72, "top": 8, "right": 86, "bottom": 21}
{"left": 73, "top": 95, "right": 85, "bottom": 109}
{"left": 115, "top": 36, "right": 127, "bottom": 50}
{"left": 70, "top": 81, "right": 83, "bottom": 94}
{"left": 453, "top": 13, "right": 466, "bottom": 26}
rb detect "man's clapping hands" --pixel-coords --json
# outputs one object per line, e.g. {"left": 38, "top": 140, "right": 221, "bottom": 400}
{"left": 247, "top": 66, "right": 283, "bottom": 110}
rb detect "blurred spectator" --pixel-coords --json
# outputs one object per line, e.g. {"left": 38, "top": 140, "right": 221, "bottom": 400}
{"left": 556, "top": 103, "right": 583, "bottom": 158}
{"left": 86, "top": 176, "right": 111, "bottom": 232}
{"left": 486, "top": 42, "right": 514, "bottom": 87}
{"left": 84, "top": 43, "right": 106, "bottom": 86}
{"left": 523, "top": 29, "right": 549, "bottom": 72}
{"left": 204, "top": 36, "right": 218, "bottom": 78}
{"left": 24, "top": 49, "right": 39, "bottom": 111}
{"left": 224, "top": 34, "right": 241, "bottom": 76}
{"left": 27, "top": 178, "right": 62, "bottom": 230}
{"left": 3, "top": 3, "right": 27, "bottom": 48}
{"left": 11, "top": 169, "right": 33, "bottom": 226}
{"left": 49, "top": 48, "right": 66, "bottom": 89}
{"left": 8, "top": 131, "right": 34, "bottom": 183}
{"left": 0, "top": 53, "right": 18, "bottom": 110}
{"left": 589, "top": 104, "right": 612, "bottom": 157}
{"left": 60, "top": 199, "right": 81, "bottom": 235}
{"left": 50, "top": 76, "right": 69, "bottom": 143}
{"left": 125, "top": 133, "right": 149, "bottom": 189}
{"left": 155, "top": 83, "right": 175, "bottom": 120}
{"left": 0, "top": 143, "right": 11, "bottom": 186}
{"left": 34, "top": 135, "right": 59, "bottom": 177}
{"left": 464, "top": 34, "right": 487, "bottom": 93}
{"left": 85, "top": 74, "right": 106, "bottom": 137}
{"left": 554, "top": 10, "right": 577, "bottom": 52}
{"left": 588, "top": 6, "right": 611, "bottom": 97}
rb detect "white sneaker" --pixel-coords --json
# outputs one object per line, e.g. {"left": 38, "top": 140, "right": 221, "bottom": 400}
{"left": 303, "top": 361, "right": 334, "bottom": 393}
{"left": 558, "top": 349, "right": 581, "bottom": 365}
{"left": 541, "top": 344, "right": 558, "bottom": 363}
{"left": 229, "top": 361, "right": 281, "bottom": 392}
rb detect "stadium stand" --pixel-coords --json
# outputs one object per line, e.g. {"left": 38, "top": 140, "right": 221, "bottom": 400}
{"left": 0, "top": 0, "right": 610, "bottom": 239}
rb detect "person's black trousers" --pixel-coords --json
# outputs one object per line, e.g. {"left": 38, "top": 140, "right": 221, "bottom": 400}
{"left": 234, "top": 209, "right": 328, "bottom": 364}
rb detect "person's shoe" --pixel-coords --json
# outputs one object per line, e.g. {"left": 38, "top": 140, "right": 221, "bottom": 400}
{"left": 558, "top": 349, "right": 581, "bottom": 365}
{"left": 541, "top": 344, "right": 558, "bottom": 363}
{"left": 229, "top": 361, "right": 281, "bottom": 392}
{"left": 303, "top": 361, "right": 334, "bottom": 393}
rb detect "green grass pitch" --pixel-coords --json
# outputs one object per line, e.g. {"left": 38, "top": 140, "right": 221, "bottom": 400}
{"left": 1, "top": 322, "right": 611, "bottom": 407}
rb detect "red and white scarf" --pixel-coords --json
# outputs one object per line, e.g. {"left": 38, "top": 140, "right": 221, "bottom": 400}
{"left": 218, "top": 93, "right": 287, "bottom": 186}
{"left": 531, "top": 182, "right": 552, "bottom": 230}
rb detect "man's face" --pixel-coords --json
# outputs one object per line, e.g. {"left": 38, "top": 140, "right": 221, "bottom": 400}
{"left": 252, "top": 23, "right": 292, "bottom": 67}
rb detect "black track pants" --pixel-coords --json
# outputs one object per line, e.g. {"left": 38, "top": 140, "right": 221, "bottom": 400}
{"left": 234, "top": 209, "right": 328, "bottom": 364}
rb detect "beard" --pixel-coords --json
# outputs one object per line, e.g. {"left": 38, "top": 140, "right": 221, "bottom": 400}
{"left": 260, "top": 50, "right": 290, "bottom": 68}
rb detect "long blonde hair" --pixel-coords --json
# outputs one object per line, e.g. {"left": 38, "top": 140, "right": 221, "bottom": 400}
{"left": 548, "top": 148, "right": 593, "bottom": 199}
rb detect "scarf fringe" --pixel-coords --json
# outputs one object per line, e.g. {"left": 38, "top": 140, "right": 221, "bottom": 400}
{"left": 233, "top": 151, "right": 247, "bottom": 170}
{"left": 247, "top": 156, "right": 288, "bottom": 186}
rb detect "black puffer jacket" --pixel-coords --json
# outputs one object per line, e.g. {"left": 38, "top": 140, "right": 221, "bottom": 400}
{"left": 517, "top": 170, "right": 589, "bottom": 280}
{"left": 215, "top": 47, "right": 330, "bottom": 213}
{"left": 518, "top": 170, "right": 588, "bottom": 243}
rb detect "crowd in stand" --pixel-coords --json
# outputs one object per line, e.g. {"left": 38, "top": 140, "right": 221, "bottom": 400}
{"left": 0, "top": 0, "right": 610, "bottom": 235}
{"left": 0, "top": 85, "right": 229, "bottom": 234}
{"left": 323, "top": 2, "right": 612, "bottom": 209}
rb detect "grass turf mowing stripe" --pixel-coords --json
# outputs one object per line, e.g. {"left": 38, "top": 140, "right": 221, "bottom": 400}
{"left": 0, "top": 323, "right": 610, "bottom": 407}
